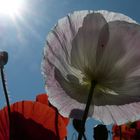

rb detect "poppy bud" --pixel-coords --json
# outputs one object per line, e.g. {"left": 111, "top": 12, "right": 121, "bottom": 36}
{"left": 93, "top": 124, "right": 108, "bottom": 140}
{"left": 0, "top": 51, "right": 8, "bottom": 67}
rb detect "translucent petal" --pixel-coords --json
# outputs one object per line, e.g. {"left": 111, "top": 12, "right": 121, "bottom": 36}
{"left": 71, "top": 12, "right": 107, "bottom": 76}
{"left": 97, "top": 21, "right": 140, "bottom": 95}
{"left": 42, "top": 11, "right": 90, "bottom": 78}
{"left": 93, "top": 89, "right": 140, "bottom": 105}
{"left": 93, "top": 102, "right": 140, "bottom": 125}
{"left": 54, "top": 67, "right": 89, "bottom": 103}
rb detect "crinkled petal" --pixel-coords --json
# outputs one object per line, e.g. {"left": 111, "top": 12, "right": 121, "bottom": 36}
{"left": 42, "top": 11, "right": 90, "bottom": 79}
{"left": 93, "top": 102, "right": 140, "bottom": 125}
{"left": 43, "top": 59, "right": 86, "bottom": 119}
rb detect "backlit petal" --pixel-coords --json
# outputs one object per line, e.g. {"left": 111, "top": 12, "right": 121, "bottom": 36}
{"left": 71, "top": 12, "right": 107, "bottom": 77}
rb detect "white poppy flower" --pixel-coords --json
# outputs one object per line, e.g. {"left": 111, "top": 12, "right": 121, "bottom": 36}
{"left": 42, "top": 10, "right": 140, "bottom": 125}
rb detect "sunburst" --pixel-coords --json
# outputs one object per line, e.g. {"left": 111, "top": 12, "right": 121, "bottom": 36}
{"left": 0, "top": 0, "right": 24, "bottom": 18}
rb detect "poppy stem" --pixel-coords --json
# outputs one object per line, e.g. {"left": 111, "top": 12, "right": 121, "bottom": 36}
{"left": 78, "top": 80, "right": 96, "bottom": 140}
{"left": 0, "top": 68, "right": 11, "bottom": 140}
{"left": 55, "top": 109, "right": 60, "bottom": 140}
{"left": 119, "top": 126, "right": 122, "bottom": 140}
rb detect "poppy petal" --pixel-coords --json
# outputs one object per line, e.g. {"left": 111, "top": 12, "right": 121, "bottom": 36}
{"left": 71, "top": 12, "right": 107, "bottom": 73}
{"left": 0, "top": 101, "right": 68, "bottom": 140}
{"left": 97, "top": 21, "right": 140, "bottom": 89}
{"left": 36, "top": 93, "right": 69, "bottom": 126}
{"left": 36, "top": 93, "right": 49, "bottom": 105}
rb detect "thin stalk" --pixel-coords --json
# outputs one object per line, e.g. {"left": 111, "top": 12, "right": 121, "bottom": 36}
{"left": 119, "top": 126, "right": 122, "bottom": 140}
{"left": 78, "top": 80, "right": 96, "bottom": 140}
{"left": 0, "top": 68, "right": 11, "bottom": 140}
{"left": 83, "top": 133, "right": 87, "bottom": 140}
{"left": 55, "top": 109, "right": 60, "bottom": 140}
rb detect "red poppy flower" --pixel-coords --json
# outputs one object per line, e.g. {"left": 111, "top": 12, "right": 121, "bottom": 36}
{"left": 0, "top": 93, "right": 69, "bottom": 140}
{"left": 36, "top": 94, "right": 69, "bottom": 126}
{"left": 112, "top": 124, "right": 136, "bottom": 140}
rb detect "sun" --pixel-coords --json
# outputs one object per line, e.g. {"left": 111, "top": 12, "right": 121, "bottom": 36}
{"left": 0, "top": 0, "right": 23, "bottom": 18}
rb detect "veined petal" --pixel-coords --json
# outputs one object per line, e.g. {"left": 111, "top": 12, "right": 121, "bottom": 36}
{"left": 94, "top": 102, "right": 140, "bottom": 125}
{"left": 113, "top": 76, "right": 140, "bottom": 97}
{"left": 71, "top": 12, "right": 107, "bottom": 78}
{"left": 93, "top": 89, "right": 140, "bottom": 106}
{"left": 54, "top": 67, "right": 89, "bottom": 103}
{"left": 42, "top": 11, "right": 90, "bottom": 79}
{"left": 96, "top": 21, "right": 140, "bottom": 92}
{"left": 96, "top": 22, "right": 109, "bottom": 65}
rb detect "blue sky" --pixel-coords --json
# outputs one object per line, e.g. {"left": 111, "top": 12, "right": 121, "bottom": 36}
{"left": 0, "top": 0, "right": 140, "bottom": 139}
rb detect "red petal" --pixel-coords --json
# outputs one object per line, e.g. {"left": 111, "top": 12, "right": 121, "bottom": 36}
{"left": 36, "top": 93, "right": 49, "bottom": 105}
{"left": 0, "top": 101, "right": 67, "bottom": 140}
{"left": 36, "top": 93, "right": 69, "bottom": 126}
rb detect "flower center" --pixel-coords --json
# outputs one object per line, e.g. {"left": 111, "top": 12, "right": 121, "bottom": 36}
{"left": 82, "top": 73, "right": 118, "bottom": 96}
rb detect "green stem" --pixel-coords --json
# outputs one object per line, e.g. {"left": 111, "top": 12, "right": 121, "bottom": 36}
{"left": 78, "top": 80, "right": 96, "bottom": 140}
